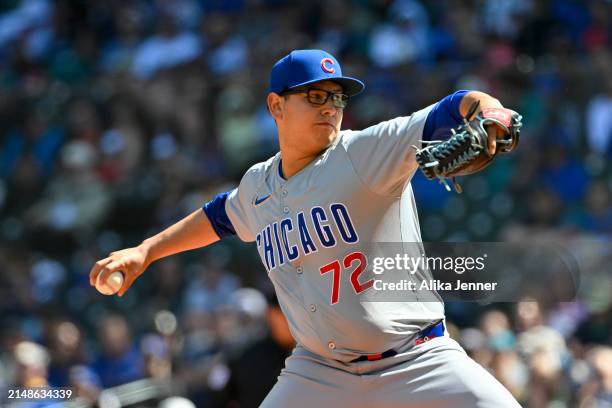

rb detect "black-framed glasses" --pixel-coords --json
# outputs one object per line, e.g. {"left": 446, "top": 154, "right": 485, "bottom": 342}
{"left": 281, "top": 87, "right": 349, "bottom": 109}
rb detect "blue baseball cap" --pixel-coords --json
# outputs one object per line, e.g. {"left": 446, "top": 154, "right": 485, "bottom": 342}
{"left": 268, "top": 49, "right": 365, "bottom": 97}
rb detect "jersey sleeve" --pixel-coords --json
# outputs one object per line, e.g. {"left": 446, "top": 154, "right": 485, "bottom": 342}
{"left": 202, "top": 181, "right": 256, "bottom": 243}
{"left": 342, "top": 90, "right": 470, "bottom": 196}
{"left": 203, "top": 191, "right": 236, "bottom": 239}
{"left": 224, "top": 186, "right": 256, "bottom": 242}
{"left": 422, "top": 90, "right": 469, "bottom": 142}
{"left": 221, "top": 166, "right": 263, "bottom": 243}
{"left": 203, "top": 160, "right": 268, "bottom": 243}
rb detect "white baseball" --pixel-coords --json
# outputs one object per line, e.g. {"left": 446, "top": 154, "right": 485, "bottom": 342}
{"left": 96, "top": 271, "right": 124, "bottom": 295}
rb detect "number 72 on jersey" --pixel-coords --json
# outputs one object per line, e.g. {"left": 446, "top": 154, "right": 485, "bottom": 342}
{"left": 319, "top": 251, "right": 373, "bottom": 304}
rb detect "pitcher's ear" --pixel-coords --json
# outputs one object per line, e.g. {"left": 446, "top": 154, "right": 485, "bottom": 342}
{"left": 267, "top": 93, "right": 284, "bottom": 119}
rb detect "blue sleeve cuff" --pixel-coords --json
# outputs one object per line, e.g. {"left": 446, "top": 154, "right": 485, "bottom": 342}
{"left": 422, "top": 90, "right": 471, "bottom": 142}
{"left": 203, "top": 192, "right": 236, "bottom": 239}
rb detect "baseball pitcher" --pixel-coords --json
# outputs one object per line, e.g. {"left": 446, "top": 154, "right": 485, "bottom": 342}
{"left": 90, "top": 49, "right": 522, "bottom": 407}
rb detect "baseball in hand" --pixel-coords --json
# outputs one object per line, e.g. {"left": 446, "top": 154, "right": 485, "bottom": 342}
{"left": 96, "top": 271, "right": 124, "bottom": 295}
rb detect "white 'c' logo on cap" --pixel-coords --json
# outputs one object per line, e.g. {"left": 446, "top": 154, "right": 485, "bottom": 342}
{"left": 321, "top": 58, "right": 335, "bottom": 74}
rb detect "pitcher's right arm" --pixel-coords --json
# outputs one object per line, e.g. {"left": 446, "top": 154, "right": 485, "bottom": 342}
{"left": 89, "top": 208, "right": 219, "bottom": 297}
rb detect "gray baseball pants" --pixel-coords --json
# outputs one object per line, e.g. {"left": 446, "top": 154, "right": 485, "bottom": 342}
{"left": 260, "top": 336, "right": 522, "bottom": 408}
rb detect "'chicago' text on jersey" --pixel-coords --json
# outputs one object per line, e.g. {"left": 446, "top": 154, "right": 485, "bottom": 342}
{"left": 255, "top": 202, "right": 358, "bottom": 272}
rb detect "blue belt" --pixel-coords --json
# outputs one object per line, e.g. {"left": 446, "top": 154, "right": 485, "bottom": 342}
{"left": 351, "top": 321, "right": 445, "bottom": 362}
{"left": 415, "top": 320, "right": 445, "bottom": 345}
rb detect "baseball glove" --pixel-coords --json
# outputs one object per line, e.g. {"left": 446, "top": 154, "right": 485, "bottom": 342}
{"left": 413, "top": 101, "right": 522, "bottom": 193}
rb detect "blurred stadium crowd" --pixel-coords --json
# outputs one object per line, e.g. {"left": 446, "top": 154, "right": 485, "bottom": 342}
{"left": 0, "top": 0, "right": 611, "bottom": 407}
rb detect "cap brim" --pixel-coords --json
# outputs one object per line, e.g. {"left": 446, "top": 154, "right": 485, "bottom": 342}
{"left": 288, "top": 76, "right": 365, "bottom": 97}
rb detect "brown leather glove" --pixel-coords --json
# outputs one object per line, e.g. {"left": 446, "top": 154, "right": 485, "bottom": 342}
{"left": 414, "top": 101, "right": 522, "bottom": 193}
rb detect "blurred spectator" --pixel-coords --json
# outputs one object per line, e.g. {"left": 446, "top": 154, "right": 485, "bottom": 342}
{"left": 203, "top": 13, "right": 248, "bottom": 77}
{"left": 480, "top": 310, "right": 517, "bottom": 352}
{"left": 224, "top": 293, "right": 295, "bottom": 408}
{"left": 515, "top": 299, "right": 569, "bottom": 407}
{"left": 92, "top": 315, "right": 145, "bottom": 388}
{"left": 216, "top": 82, "right": 263, "bottom": 173}
{"left": 98, "top": 98, "right": 146, "bottom": 183}
{"left": 99, "top": 2, "right": 147, "bottom": 74}
{"left": 524, "top": 186, "right": 563, "bottom": 226}
{"left": 46, "top": 320, "right": 87, "bottom": 387}
{"left": 150, "top": 257, "right": 186, "bottom": 310}
{"left": 25, "top": 140, "right": 112, "bottom": 241}
{"left": 132, "top": 18, "right": 202, "bottom": 79}
{"left": 479, "top": 311, "right": 527, "bottom": 399}
{"left": 141, "top": 333, "right": 172, "bottom": 380}
{"left": 13, "top": 341, "right": 50, "bottom": 387}
{"left": 481, "top": 0, "right": 533, "bottom": 39}
{"left": 586, "top": 69, "right": 612, "bottom": 156}
{"left": 577, "top": 346, "right": 612, "bottom": 407}
{"left": 572, "top": 181, "right": 612, "bottom": 233}
{"left": 183, "top": 261, "right": 240, "bottom": 315}
{"left": 0, "top": 112, "right": 64, "bottom": 180}
{"left": 68, "top": 365, "right": 102, "bottom": 405}
{"left": 540, "top": 145, "right": 589, "bottom": 205}
{"left": 368, "top": 0, "right": 430, "bottom": 67}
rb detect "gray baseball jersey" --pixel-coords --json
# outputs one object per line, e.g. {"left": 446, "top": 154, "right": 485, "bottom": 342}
{"left": 224, "top": 105, "right": 445, "bottom": 363}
